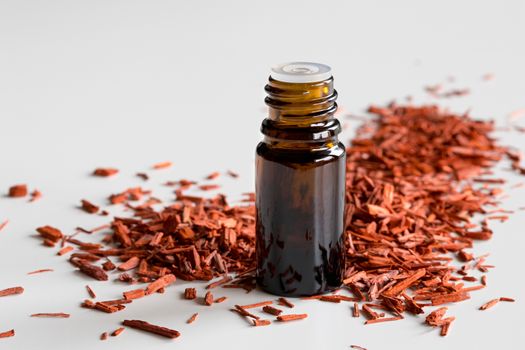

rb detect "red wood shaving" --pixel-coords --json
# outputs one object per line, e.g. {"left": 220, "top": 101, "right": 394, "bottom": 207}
{"left": 29, "top": 189, "right": 42, "bottom": 202}
{"left": 27, "top": 269, "right": 53, "bottom": 275}
{"left": 239, "top": 300, "right": 273, "bottom": 309}
{"left": 214, "top": 296, "right": 227, "bottom": 303}
{"left": 233, "top": 305, "right": 259, "bottom": 320}
{"left": 227, "top": 170, "right": 239, "bottom": 178}
{"left": 93, "top": 168, "right": 118, "bottom": 177}
{"left": 262, "top": 305, "right": 283, "bottom": 316}
{"left": 0, "top": 220, "right": 8, "bottom": 232}
{"left": 36, "top": 226, "right": 63, "bottom": 243}
{"left": 111, "top": 327, "right": 125, "bottom": 336}
{"left": 252, "top": 319, "right": 271, "bottom": 326}
{"left": 364, "top": 316, "right": 403, "bottom": 325}
{"left": 0, "top": 287, "right": 24, "bottom": 297}
{"left": 480, "top": 298, "right": 501, "bottom": 310}
{"left": 102, "top": 260, "right": 116, "bottom": 271}
{"left": 144, "top": 274, "right": 176, "bottom": 295}
{"left": 152, "top": 161, "right": 172, "bottom": 170}
{"left": 186, "top": 313, "right": 198, "bottom": 324}
{"left": 0, "top": 329, "right": 15, "bottom": 339}
{"left": 353, "top": 302, "right": 360, "bottom": 317}
{"left": 206, "top": 275, "right": 232, "bottom": 289}
{"left": 277, "top": 297, "right": 295, "bottom": 308}
{"left": 86, "top": 285, "right": 96, "bottom": 298}
{"left": 8, "top": 184, "right": 27, "bottom": 197}
{"left": 206, "top": 172, "right": 220, "bottom": 180}
{"left": 499, "top": 297, "right": 515, "bottom": 302}
{"left": 100, "top": 332, "right": 108, "bottom": 340}
{"left": 122, "top": 319, "right": 180, "bottom": 339}
{"left": 204, "top": 291, "right": 214, "bottom": 306}
{"left": 276, "top": 314, "right": 308, "bottom": 322}
{"left": 136, "top": 173, "right": 149, "bottom": 181}
{"left": 118, "top": 256, "right": 140, "bottom": 271}
{"left": 350, "top": 346, "right": 367, "bottom": 350}
{"left": 199, "top": 184, "right": 220, "bottom": 191}
{"left": 123, "top": 289, "right": 145, "bottom": 300}
{"left": 31, "top": 313, "right": 70, "bottom": 318}
{"left": 184, "top": 288, "right": 197, "bottom": 300}
{"left": 81, "top": 200, "right": 99, "bottom": 214}
{"left": 71, "top": 258, "right": 108, "bottom": 281}
{"left": 58, "top": 246, "right": 74, "bottom": 256}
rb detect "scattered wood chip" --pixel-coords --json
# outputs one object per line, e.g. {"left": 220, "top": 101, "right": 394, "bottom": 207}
{"left": 27, "top": 269, "right": 53, "bottom": 275}
{"left": 30, "top": 313, "right": 70, "bottom": 318}
{"left": 276, "top": 314, "right": 308, "bottom": 322}
{"left": 0, "top": 287, "right": 24, "bottom": 297}
{"left": 186, "top": 313, "right": 198, "bottom": 324}
{"left": 93, "top": 168, "right": 119, "bottom": 177}
{"left": 81, "top": 200, "right": 99, "bottom": 214}
{"left": 122, "top": 320, "right": 180, "bottom": 339}
{"left": 152, "top": 162, "right": 172, "bottom": 170}
{"left": 0, "top": 329, "right": 15, "bottom": 339}
{"left": 111, "top": 327, "right": 125, "bottom": 337}
{"left": 8, "top": 184, "right": 27, "bottom": 197}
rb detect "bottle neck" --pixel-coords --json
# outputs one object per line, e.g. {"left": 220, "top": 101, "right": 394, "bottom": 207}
{"left": 262, "top": 77, "right": 340, "bottom": 148}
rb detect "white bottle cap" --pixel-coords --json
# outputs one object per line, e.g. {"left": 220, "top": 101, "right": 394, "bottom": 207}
{"left": 270, "top": 62, "right": 332, "bottom": 83}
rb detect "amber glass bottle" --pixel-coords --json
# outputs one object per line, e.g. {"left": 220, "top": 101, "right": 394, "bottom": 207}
{"left": 255, "top": 62, "right": 346, "bottom": 297}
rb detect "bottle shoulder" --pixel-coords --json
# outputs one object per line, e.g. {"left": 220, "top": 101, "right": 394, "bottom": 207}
{"left": 256, "top": 141, "right": 346, "bottom": 165}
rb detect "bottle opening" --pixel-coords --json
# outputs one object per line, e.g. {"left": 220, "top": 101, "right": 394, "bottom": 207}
{"left": 270, "top": 62, "right": 332, "bottom": 83}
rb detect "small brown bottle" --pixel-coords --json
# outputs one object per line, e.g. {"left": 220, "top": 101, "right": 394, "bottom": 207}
{"left": 256, "top": 62, "right": 346, "bottom": 296}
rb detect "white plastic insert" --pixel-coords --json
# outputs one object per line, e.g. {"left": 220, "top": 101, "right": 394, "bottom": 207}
{"left": 270, "top": 62, "right": 332, "bottom": 83}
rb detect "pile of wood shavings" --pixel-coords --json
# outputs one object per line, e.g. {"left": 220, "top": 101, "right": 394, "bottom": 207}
{"left": 23, "top": 103, "right": 521, "bottom": 341}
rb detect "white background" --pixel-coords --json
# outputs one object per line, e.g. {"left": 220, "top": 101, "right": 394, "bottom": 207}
{"left": 1, "top": 1, "right": 524, "bottom": 349}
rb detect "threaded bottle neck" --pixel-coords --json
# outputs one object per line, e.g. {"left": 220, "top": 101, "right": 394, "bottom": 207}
{"left": 262, "top": 77, "right": 340, "bottom": 144}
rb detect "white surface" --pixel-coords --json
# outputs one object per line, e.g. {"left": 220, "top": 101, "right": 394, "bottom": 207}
{"left": 270, "top": 62, "right": 332, "bottom": 83}
{"left": 1, "top": 1, "right": 525, "bottom": 349}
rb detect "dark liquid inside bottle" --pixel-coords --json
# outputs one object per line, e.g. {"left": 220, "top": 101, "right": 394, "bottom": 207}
{"left": 255, "top": 68, "right": 346, "bottom": 297}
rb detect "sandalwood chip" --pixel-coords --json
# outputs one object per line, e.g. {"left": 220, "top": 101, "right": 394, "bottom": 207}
{"left": 184, "top": 288, "right": 197, "bottom": 300}
{"left": 262, "top": 305, "right": 283, "bottom": 316}
{"left": 93, "top": 168, "right": 118, "bottom": 177}
{"left": 58, "top": 246, "right": 74, "bottom": 256}
{"left": 123, "top": 289, "right": 145, "bottom": 300}
{"left": 204, "top": 291, "right": 214, "bottom": 306}
{"left": 85, "top": 285, "right": 96, "bottom": 299}
{"left": 239, "top": 300, "right": 273, "bottom": 309}
{"left": 152, "top": 162, "right": 172, "bottom": 170}
{"left": 186, "top": 313, "right": 198, "bottom": 324}
{"left": 111, "top": 327, "right": 125, "bottom": 336}
{"left": 144, "top": 274, "right": 176, "bottom": 295}
{"left": 214, "top": 296, "right": 227, "bottom": 303}
{"left": 480, "top": 299, "right": 500, "bottom": 310}
{"left": 0, "top": 287, "right": 24, "bottom": 297}
{"left": 72, "top": 258, "right": 108, "bottom": 281}
{"left": 253, "top": 319, "right": 271, "bottom": 327}
{"left": 118, "top": 256, "right": 140, "bottom": 271}
{"left": 36, "top": 226, "right": 63, "bottom": 242}
{"left": 122, "top": 320, "right": 180, "bottom": 339}
{"left": 0, "top": 220, "right": 8, "bottom": 232}
{"left": 27, "top": 269, "right": 53, "bottom": 275}
{"left": 233, "top": 305, "right": 259, "bottom": 320}
{"left": 276, "top": 314, "right": 308, "bottom": 322}
{"left": 0, "top": 329, "right": 15, "bottom": 339}
{"left": 30, "top": 313, "right": 70, "bottom": 318}
{"left": 81, "top": 200, "right": 99, "bottom": 214}
{"left": 29, "top": 189, "right": 42, "bottom": 202}
{"left": 277, "top": 297, "right": 294, "bottom": 308}
{"left": 8, "top": 184, "right": 27, "bottom": 197}
{"left": 100, "top": 332, "right": 108, "bottom": 340}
